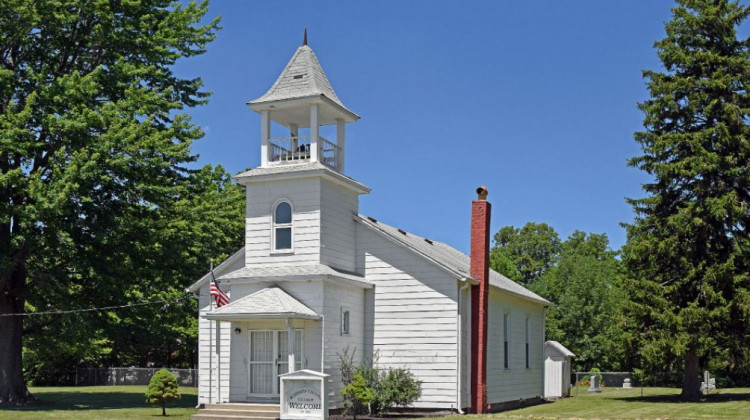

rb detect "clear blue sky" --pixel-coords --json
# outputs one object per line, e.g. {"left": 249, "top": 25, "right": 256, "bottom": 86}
{"left": 174, "top": 0, "right": 734, "bottom": 254}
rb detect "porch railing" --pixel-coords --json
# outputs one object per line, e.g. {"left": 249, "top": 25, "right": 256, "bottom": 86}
{"left": 268, "top": 136, "right": 341, "bottom": 171}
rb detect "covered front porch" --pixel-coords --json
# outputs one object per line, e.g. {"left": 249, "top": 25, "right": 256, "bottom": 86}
{"left": 203, "top": 286, "right": 323, "bottom": 404}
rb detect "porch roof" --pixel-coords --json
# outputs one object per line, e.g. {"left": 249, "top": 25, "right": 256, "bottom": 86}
{"left": 203, "top": 286, "right": 321, "bottom": 321}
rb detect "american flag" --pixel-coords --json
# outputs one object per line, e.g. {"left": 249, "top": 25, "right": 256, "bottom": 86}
{"left": 210, "top": 271, "right": 230, "bottom": 307}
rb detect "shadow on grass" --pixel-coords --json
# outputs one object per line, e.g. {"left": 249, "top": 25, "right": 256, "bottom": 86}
{"left": 1, "top": 391, "right": 196, "bottom": 412}
{"left": 615, "top": 393, "right": 750, "bottom": 403}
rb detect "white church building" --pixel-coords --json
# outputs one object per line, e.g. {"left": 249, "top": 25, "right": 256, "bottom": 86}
{"left": 188, "top": 37, "right": 551, "bottom": 415}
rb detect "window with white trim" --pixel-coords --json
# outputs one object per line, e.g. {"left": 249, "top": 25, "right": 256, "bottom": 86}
{"left": 525, "top": 317, "right": 530, "bottom": 369}
{"left": 341, "top": 308, "right": 350, "bottom": 335}
{"left": 273, "top": 201, "right": 293, "bottom": 251}
{"left": 503, "top": 313, "right": 510, "bottom": 369}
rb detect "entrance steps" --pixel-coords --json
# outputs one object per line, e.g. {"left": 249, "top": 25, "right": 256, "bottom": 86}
{"left": 191, "top": 403, "right": 280, "bottom": 420}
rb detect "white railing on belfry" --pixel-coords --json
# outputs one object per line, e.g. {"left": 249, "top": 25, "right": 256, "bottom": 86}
{"left": 268, "top": 136, "right": 341, "bottom": 171}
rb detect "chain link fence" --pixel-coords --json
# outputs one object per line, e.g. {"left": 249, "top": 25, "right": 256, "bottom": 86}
{"left": 572, "top": 371, "right": 709, "bottom": 398}
{"left": 74, "top": 367, "right": 197, "bottom": 387}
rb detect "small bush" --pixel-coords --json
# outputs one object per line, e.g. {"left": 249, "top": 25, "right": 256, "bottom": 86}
{"left": 338, "top": 347, "right": 422, "bottom": 417}
{"left": 146, "top": 369, "right": 180, "bottom": 416}
{"left": 341, "top": 374, "right": 375, "bottom": 419}
{"left": 377, "top": 368, "right": 422, "bottom": 412}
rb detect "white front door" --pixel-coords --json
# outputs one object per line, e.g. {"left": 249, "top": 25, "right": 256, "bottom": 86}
{"left": 248, "top": 329, "right": 303, "bottom": 398}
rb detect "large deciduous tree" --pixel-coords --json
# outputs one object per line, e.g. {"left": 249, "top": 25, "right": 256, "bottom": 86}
{"left": 624, "top": 0, "right": 750, "bottom": 401}
{"left": 0, "top": 0, "right": 219, "bottom": 404}
{"left": 491, "top": 222, "right": 561, "bottom": 288}
{"left": 542, "top": 232, "right": 629, "bottom": 372}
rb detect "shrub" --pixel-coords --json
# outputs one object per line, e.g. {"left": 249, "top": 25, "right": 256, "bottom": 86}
{"left": 341, "top": 374, "right": 375, "bottom": 419}
{"left": 145, "top": 368, "right": 180, "bottom": 416}
{"left": 338, "top": 347, "right": 422, "bottom": 417}
{"left": 377, "top": 368, "right": 422, "bottom": 412}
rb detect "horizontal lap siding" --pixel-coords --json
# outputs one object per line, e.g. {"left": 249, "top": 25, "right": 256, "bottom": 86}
{"left": 197, "top": 288, "right": 231, "bottom": 404}
{"left": 323, "top": 283, "right": 366, "bottom": 409}
{"left": 358, "top": 225, "right": 459, "bottom": 409}
{"left": 486, "top": 289, "right": 545, "bottom": 404}
{"left": 245, "top": 179, "right": 321, "bottom": 267}
{"left": 320, "top": 180, "right": 358, "bottom": 271}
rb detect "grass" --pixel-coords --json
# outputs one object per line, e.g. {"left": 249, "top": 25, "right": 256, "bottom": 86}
{"left": 424, "top": 387, "right": 750, "bottom": 420}
{"left": 0, "top": 386, "right": 198, "bottom": 419}
{"left": 2, "top": 386, "right": 748, "bottom": 420}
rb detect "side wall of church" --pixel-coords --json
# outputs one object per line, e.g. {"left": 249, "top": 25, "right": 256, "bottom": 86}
{"left": 356, "top": 224, "right": 460, "bottom": 410}
{"left": 486, "top": 288, "right": 546, "bottom": 405}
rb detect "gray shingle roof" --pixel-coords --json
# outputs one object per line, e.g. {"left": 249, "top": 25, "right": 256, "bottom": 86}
{"left": 205, "top": 286, "right": 321, "bottom": 320}
{"left": 546, "top": 340, "right": 576, "bottom": 357}
{"left": 249, "top": 45, "right": 353, "bottom": 115}
{"left": 356, "top": 215, "right": 551, "bottom": 306}
{"left": 219, "top": 263, "right": 370, "bottom": 288}
{"left": 234, "top": 162, "right": 370, "bottom": 194}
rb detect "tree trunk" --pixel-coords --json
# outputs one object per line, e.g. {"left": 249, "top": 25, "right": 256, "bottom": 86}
{"left": 0, "top": 265, "right": 33, "bottom": 405}
{"left": 681, "top": 338, "right": 701, "bottom": 401}
{"left": 161, "top": 403, "right": 166, "bottom": 416}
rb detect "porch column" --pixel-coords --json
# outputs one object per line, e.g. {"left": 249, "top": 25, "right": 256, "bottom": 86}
{"left": 261, "top": 110, "right": 271, "bottom": 166}
{"left": 336, "top": 118, "right": 345, "bottom": 172}
{"left": 310, "top": 104, "right": 319, "bottom": 163}
{"left": 286, "top": 318, "right": 296, "bottom": 372}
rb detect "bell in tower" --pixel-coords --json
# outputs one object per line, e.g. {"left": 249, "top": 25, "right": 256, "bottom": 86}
{"left": 247, "top": 30, "right": 359, "bottom": 173}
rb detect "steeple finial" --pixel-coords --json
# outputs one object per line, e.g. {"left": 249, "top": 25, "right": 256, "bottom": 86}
{"left": 303, "top": 28, "right": 308, "bottom": 46}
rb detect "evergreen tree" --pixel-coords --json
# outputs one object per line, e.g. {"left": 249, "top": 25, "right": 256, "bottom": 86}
{"left": 146, "top": 368, "right": 181, "bottom": 417}
{"left": 0, "top": 0, "right": 219, "bottom": 404}
{"left": 624, "top": 0, "right": 750, "bottom": 400}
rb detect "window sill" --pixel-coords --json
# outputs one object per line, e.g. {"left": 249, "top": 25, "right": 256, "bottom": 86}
{"left": 271, "top": 249, "right": 294, "bottom": 255}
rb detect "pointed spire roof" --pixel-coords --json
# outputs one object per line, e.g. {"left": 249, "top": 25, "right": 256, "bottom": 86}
{"left": 249, "top": 43, "right": 355, "bottom": 117}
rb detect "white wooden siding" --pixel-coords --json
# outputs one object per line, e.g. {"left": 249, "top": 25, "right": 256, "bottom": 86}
{"left": 319, "top": 178, "right": 359, "bottom": 271}
{"left": 197, "top": 286, "right": 232, "bottom": 405}
{"left": 244, "top": 179, "right": 322, "bottom": 267}
{"left": 322, "top": 282, "right": 366, "bottom": 408}
{"left": 486, "top": 288, "right": 545, "bottom": 403}
{"left": 357, "top": 224, "right": 459, "bottom": 409}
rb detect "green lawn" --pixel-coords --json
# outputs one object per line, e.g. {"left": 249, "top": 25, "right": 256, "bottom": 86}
{"left": 426, "top": 387, "right": 750, "bottom": 420}
{"left": 0, "top": 386, "right": 198, "bottom": 419}
{"left": 2, "top": 386, "right": 748, "bottom": 419}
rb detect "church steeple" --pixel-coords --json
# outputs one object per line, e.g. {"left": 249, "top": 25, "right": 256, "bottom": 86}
{"left": 247, "top": 38, "right": 358, "bottom": 173}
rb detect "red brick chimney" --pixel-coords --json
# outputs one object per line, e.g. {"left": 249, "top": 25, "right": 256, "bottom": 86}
{"left": 470, "top": 186, "right": 491, "bottom": 414}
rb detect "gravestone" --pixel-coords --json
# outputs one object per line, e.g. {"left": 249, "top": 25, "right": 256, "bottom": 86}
{"left": 701, "top": 371, "right": 716, "bottom": 393}
{"left": 622, "top": 378, "right": 631, "bottom": 389}
{"left": 588, "top": 375, "right": 601, "bottom": 393}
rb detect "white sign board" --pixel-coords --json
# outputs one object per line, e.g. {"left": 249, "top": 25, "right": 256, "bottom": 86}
{"left": 280, "top": 369, "right": 329, "bottom": 420}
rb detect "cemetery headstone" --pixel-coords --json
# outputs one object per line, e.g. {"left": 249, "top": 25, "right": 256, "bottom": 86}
{"left": 588, "top": 374, "right": 601, "bottom": 393}
{"left": 623, "top": 378, "right": 631, "bottom": 389}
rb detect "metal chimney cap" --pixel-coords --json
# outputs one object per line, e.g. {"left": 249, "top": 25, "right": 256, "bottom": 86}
{"left": 476, "top": 186, "right": 488, "bottom": 200}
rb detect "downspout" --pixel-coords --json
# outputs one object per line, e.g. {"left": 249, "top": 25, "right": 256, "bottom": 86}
{"left": 542, "top": 306, "right": 547, "bottom": 398}
{"left": 320, "top": 315, "right": 325, "bottom": 373}
{"left": 456, "top": 280, "right": 472, "bottom": 414}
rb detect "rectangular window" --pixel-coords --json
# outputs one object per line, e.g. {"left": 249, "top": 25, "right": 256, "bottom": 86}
{"left": 342, "top": 309, "right": 350, "bottom": 335}
{"left": 275, "top": 227, "right": 292, "bottom": 250}
{"left": 503, "top": 313, "right": 510, "bottom": 369}
{"left": 525, "top": 317, "right": 530, "bottom": 369}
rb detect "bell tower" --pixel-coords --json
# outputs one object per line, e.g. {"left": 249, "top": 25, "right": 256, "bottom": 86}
{"left": 247, "top": 31, "right": 359, "bottom": 173}
{"left": 238, "top": 33, "right": 369, "bottom": 273}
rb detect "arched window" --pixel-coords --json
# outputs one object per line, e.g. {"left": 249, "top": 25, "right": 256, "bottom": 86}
{"left": 273, "top": 201, "right": 293, "bottom": 251}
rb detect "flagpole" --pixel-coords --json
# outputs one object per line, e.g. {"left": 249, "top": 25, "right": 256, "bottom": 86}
{"left": 208, "top": 261, "right": 214, "bottom": 404}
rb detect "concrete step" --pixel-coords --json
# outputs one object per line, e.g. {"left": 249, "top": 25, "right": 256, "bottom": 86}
{"left": 205, "top": 403, "right": 279, "bottom": 410}
{"left": 191, "top": 415, "right": 279, "bottom": 420}
{"left": 191, "top": 403, "right": 280, "bottom": 420}
{"left": 197, "top": 409, "right": 279, "bottom": 417}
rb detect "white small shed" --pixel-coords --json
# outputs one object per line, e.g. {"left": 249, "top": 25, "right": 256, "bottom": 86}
{"left": 544, "top": 341, "right": 575, "bottom": 399}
